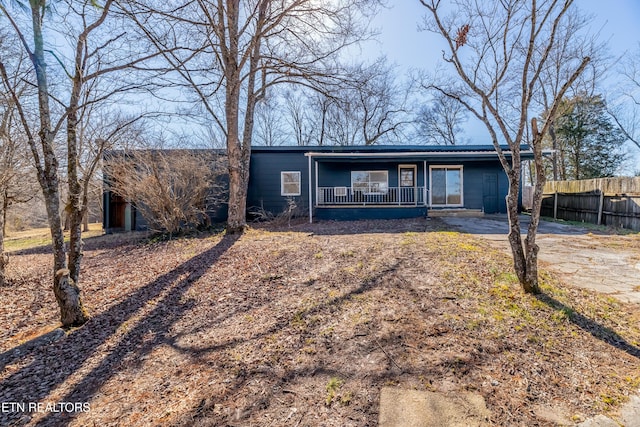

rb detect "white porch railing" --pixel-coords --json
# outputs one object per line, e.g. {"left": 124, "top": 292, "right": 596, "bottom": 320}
{"left": 317, "top": 186, "right": 425, "bottom": 206}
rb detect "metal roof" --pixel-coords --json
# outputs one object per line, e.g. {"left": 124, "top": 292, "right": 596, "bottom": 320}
{"left": 251, "top": 144, "right": 535, "bottom": 159}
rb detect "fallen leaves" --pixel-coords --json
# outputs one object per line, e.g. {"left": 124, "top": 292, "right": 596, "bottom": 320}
{"left": 1, "top": 218, "right": 639, "bottom": 426}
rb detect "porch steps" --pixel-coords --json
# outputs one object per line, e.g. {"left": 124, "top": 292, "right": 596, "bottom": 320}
{"left": 428, "top": 209, "right": 484, "bottom": 217}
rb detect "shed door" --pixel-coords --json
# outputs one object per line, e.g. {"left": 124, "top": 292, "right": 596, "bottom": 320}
{"left": 483, "top": 173, "right": 498, "bottom": 214}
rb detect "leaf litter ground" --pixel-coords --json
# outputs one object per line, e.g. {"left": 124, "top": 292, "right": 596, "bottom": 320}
{"left": 1, "top": 218, "right": 639, "bottom": 426}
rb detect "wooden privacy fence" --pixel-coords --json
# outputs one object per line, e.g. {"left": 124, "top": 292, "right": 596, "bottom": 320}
{"left": 541, "top": 177, "right": 640, "bottom": 231}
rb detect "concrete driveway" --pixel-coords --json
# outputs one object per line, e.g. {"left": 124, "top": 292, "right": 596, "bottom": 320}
{"left": 439, "top": 215, "right": 640, "bottom": 304}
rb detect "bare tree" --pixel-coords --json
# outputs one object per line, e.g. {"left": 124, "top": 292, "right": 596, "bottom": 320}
{"left": 420, "top": 0, "right": 590, "bottom": 293}
{"left": 302, "top": 58, "right": 410, "bottom": 146}
{"left": 351, "top": 59, "right": 410, "bottom": 145}
{"left": 284, "top": 89, "right": 314, "bottom": 146}
{"left": 324, "top": 91, "right": 359, "bottom": 146}
{"left": 254, "top": 92, "right": 287, "bottom": 146}
{"left": 307, "top": 90, "right": 333, "bottom": 146}
{"left": 534, "top": 6, "right": 605, "bottom": 180}
{"left": 0, "top": 27, "right": 30, "bottom": 286}
{"left": 126, "top": 0, "right": 383, "bottom": 232}
{"left": 609, "top": 46, "right": 640, "bottom": 152}
{"left": 0, "top": 1, "right": 89, "bottom": 324}
{"left": 0, "top": 88, "right": 15, "bottom": 286}
{"left": 0, "top": 0, "right": 166, "bottom": 326}
{"left": 415, "top": 91, "right": 467, "bottom": 145}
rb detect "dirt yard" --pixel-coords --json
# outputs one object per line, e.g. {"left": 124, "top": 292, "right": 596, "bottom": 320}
{"left": 1, "top": 218, "right": 639, "bottom": 426}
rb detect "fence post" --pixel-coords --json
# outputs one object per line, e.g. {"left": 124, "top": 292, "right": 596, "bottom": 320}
{"left": 553, "top": 192, "right": 558, "bottom": 220}
{"left": 597, "top": 190, "right": 604, "bottom": 225}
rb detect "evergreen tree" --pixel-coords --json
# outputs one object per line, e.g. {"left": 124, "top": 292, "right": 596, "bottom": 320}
{"left": 554, "top": 95, "right": 626, "bottom": 180}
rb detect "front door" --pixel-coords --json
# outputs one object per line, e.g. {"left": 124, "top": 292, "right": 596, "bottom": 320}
{"left": 399, "top": 165, "right": 417, "bottom": 205}
{"left": 483, "top": 173, "right": 498, "bottom": 214}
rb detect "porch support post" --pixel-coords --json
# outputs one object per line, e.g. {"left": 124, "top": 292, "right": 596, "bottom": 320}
{"left": 315, "top": 161, "right": 319, "bottom": 209}
{"left": 423, "top": 161, "right": 427, "bottom": 207}
{"left": 308, "top": 154, "right": 313, "bottom": 223}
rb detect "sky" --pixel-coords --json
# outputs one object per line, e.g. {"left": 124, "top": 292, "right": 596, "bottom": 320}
{"left": 366, "top": 0, "right": 640, "bottom": 173}
{"left": 370, "top": 1, "right": 640, "bottom": 68}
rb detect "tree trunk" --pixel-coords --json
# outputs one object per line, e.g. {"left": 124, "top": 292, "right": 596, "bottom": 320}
{"left": 2, "top": 189, "right": 7, "bottom": 237}
{"left": 227, "top": 162, "right": 248, "bottom": 234}
{"left": 505, "top": 169, "right": 541, "bottom": 294}
{"left": 54, "top": 268, "right": 87, "bottom": 327}
{"left": 67, "top": 89, "right": 84, "bottom": 285}
{"left": 522, "top": 134, "right": 547, "bottom": 293}
{"left": 223, "top": 0, "right": 248, "bottom": 234}
{"left": 0, "top": 190, "right": 6, "bottom": 287}
{"left": 43, "top": 183, "right": 87, "bottom": 326}
{"left": 225, "top": 77, "right": 247, "bottom": 233}
{"left": 30, "top": 4, "right": 88, "bottom": 327}
{"left": 549, "top": 121, "right": 558, "bottom": 181}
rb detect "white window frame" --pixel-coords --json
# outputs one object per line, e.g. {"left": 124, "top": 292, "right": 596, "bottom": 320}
{"left": 281, "top": 171, "right": 301, "bottom": 196}
{"left": 398, "top": 164, "right": 417, "bottom": 188}
{"left": 351, "top": 170, "right": 389, "bottom": 195}
{"left": 429, "top": 165, "right": 464, "bottom": 207}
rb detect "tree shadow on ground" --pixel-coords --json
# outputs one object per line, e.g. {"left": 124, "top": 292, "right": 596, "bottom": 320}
{"left": 536, "top": 293, "right": 640, "bottom": 359}
{"left": 0, "top": 232, "right": 240, "bottom": 427}
{"left": 252, "top": 217, "right": 445, "bottom": 236}
{"left": 7, "top": 231, "right": 149, "bottom": 256}
{"left": 165, "top": 260, "right": 491, "bottom": 427}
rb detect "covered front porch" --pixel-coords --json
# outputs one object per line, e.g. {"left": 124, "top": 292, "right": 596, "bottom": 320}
{"left": 305, "top": 151, "right": 431, "bottom": 222}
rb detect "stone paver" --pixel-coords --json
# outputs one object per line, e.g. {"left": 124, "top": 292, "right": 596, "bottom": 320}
{"left": 439, "top": 215, "right": 640, "bottom": 304}
{"left": 378, "top": 388, "right": 491, "bottom": 427}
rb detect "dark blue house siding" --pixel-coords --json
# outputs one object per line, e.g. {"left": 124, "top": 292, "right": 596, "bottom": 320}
{"left": 105, "top": 145, "right": 530, "bottom": 229}
{"left": 246, "top": 146, "right": 527, "bottom": 221}
{"left": 247, "top": 150, "right": 310, "bottom": 217}
{"left": 315, "top": 206, "right": 427, "bottom": 221}
{"left": 426, "top": 161, "right": 509, "bottom": 213}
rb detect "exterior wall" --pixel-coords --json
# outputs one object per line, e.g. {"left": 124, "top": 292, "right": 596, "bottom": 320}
{"left": 247, "top": 150, "right": 310, "bottom": 217}
{"left": 315, "top": 206, "right": 427, "bottom": 221}
{"left": 426, "top": 160, "right": 509, "bottom": 213}
{"left": 247, "top": 152, "right": 512, "bottom": 219}
{"left": 105, "top": 146, "right": 522, "bottom": 230}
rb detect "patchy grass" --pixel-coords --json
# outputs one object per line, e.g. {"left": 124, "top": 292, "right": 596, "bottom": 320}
{"left": 1, "top": 218, "right": 639, "bottom": 426}
{"left": 4, "top": 223, "right": 104, "bottom": 252}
